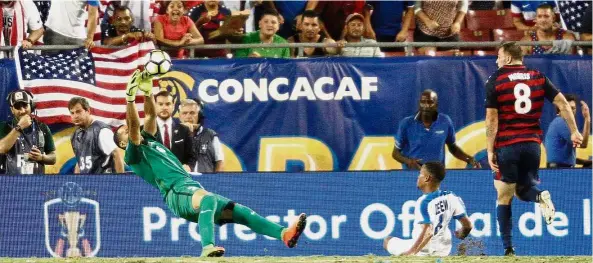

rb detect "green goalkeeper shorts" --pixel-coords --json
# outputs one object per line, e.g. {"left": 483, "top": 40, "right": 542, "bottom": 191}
{"left": 165, "top": 183, "right": 232, "bottom": 223}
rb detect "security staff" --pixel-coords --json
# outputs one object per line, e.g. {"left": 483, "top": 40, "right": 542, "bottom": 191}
{"left": 178, "top": 99, "right": 224, "bottom": 173}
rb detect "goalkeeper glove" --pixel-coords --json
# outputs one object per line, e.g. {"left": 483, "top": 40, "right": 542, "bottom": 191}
{"left": 138, "top": 70, "right": 154, "bottom": 96}
{"left": 126, "top": 69, "right": 141, "bottom": 102}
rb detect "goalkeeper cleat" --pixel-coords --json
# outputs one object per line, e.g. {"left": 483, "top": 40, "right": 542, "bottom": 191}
{"left": 125, "top": 69, "right": 141, "bottom": 102}
{"left": 282, "top": 213, "right": 307, "bottom": 248}
{"left": 200, "top": 245, "right": 225, "bottom": 257}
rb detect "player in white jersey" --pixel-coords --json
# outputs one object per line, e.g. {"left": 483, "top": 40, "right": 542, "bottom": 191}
{"left": 384, "top": 162, "right": 473, "bottom": 256}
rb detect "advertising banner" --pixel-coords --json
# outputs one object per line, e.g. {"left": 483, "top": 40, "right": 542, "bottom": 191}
{"left": 1, "top": 170, "right": 590, "bottom": 257}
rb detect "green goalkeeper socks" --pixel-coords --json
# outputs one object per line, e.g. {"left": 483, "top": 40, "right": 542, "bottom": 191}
{"left": 231, "top": 203, "right": 285, "bottom": 240}
{"left": 198, "top": 194, "right": 218, "bottom": 247}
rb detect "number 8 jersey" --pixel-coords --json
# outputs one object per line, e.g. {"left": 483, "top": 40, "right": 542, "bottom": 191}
{"left": 485, "top": 65, "right": 559, "bottom": 148}
{"left": 412, "top": 190, "right": 467, "bottom": 256}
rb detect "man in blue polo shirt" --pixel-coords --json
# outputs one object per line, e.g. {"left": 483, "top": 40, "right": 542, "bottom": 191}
{"left": 392, "top": 90, "right": 480, "bottom": 170}
{"left": 544, "top": 94, "right": 591, "bottom": 168}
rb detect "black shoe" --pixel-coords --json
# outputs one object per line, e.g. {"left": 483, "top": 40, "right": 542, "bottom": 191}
{"left": 504, "top": 247, "right": 515, "bottom": 256}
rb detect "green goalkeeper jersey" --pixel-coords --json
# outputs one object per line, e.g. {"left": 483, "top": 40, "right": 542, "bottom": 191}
{"left": 125, "top": 130, "right": 203, "bottom": 199}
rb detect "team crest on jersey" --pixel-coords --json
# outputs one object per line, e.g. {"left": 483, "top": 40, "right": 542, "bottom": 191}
{"left": 44, "top": 182, "right": 101, "bottom": 258}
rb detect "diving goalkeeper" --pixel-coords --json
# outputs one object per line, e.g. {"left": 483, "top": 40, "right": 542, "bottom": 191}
{"left": 115, "top": 70, "right": 307, "bottom": 257}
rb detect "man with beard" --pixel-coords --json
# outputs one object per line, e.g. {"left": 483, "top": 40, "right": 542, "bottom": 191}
{"left": 234, "top": 9, "right": 289, "bottom": 58}
{"left": 521, "top": 4, "right": 576, "bottom": 54}
{"left": 0, "top": 90, "right": 55, "bottom": 174}
{"left": 392, "top": 89, "right": 480, "bottom": 170}
{"left": 102, "top": 6, "right": 154, "bottom": 46}
{"left": 153, "top": 90, "right": 195, "bottom": 172}
{"left": 337, "top": 13, "right": 382, "bottom": 57}
{"left": 287, "top": 10, "right": 338, "bottom": 58}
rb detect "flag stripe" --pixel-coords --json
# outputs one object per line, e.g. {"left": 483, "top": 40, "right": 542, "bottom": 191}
{"left": 16, "top": 41, "right": 157, "bottom": 126}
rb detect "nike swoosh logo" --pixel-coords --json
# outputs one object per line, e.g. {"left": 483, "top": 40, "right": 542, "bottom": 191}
{"left": 200, "top": 210, "right": 213, "bottom": 214}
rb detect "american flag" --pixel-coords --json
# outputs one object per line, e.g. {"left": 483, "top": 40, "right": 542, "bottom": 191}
{"left": 14, "top": 41, "right": 157, "bottom": 126}
{"left": 557, "top": 0, "right": 591, "bottom": 32}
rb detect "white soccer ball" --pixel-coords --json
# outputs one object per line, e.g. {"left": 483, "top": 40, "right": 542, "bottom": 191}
{"left": 144, "top": 49, "right": 172, "bottom": 76}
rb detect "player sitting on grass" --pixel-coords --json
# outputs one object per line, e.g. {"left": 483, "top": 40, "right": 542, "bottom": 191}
{"left": 114, "top": 70, "right": 307, "bottom": 257}
{"left": 384, "top": 162, "right": 473, "bottom": 256}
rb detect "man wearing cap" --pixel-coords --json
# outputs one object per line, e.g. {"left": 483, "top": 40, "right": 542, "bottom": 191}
{"left": 337, "top": 13, "right": 383, "bottom": 57}
{"left": 0, "top": 90, "right": 56, "bottom": 175}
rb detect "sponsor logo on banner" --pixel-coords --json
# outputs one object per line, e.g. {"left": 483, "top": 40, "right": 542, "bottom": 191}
{"left": 44, "top": 182, "right": 101, "bottom": 258}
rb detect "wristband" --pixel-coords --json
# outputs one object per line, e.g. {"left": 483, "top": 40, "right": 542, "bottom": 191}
{"left": 14, "top": 125, "right": 23, "bottom": 133}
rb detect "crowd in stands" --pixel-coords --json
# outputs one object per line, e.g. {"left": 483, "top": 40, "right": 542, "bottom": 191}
{"left": 0, "top": 0, "right": 591, "bottom": 58}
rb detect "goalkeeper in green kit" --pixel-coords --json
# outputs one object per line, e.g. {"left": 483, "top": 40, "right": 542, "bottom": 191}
{"left": 114, "top": 69, "right": 307, "bottom": 257}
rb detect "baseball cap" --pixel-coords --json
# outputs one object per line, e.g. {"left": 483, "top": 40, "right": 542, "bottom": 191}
{"left": 8, "top": 90, "right": 32, "bottom": 107}
{"left": 345, "top": 13, "right": 364, "bottom": 24}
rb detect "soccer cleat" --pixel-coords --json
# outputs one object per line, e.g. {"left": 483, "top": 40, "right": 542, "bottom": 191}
{"left": 282, "top": 213, "right": 307, "bottom": 248}
{"left": 125, "top": 69, "right": 140, "bottom": 102}
{"left": 539, "top": 191, "right": 555, "bottom": 225}
{"left": 200, "top": 245, "right": 225, "bottom": 257}
{"left": 504, "top": 247, "right": 515, "bottom": 256}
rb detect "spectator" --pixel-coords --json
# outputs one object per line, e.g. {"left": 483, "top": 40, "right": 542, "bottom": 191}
{"left": 337, "top": 13, "right": 382, "bottom": 57}
{"left": 413, "top": 0, "right": 468, "bottom": 55}
{"left": 392, "top": 89, "right": 480, "bottom": 170}
{"left": 0, "top": 90, "right": 55, "bottom": 175}
{"left": 44, "top": 0, "right": 99, "bottom": 49}
{"left": 0, "top": 0, "right": 44, "bottom": 49}
{"left": 263, "top": 0, "right": 308, "bottom": 38}
{"left": 102, "top": 6, "right": 155, "bottom": 46}
{"left": 153, "top": 91, "right": 195, "bottom": 171}
{"left": 68, "top": 97, "right": 124, "bottom": 174}
{"left": 234, "top": 9, "right": 289, "bottom": 58}
{"left": 367, "top": 1, "right": 414, "bottom": 52}
{"left": 188, "top": 0, "right": 232, "bottom": 58}
{"left": 179, "top": 99, "right": 224, "bottom": 173}
{"left": 32, "top": 0, "right": 50, "bottom": 27}
{"left": 287, "top": 10, "right": 337, "bottom": 57}
{"left": 545, "top": 94, "right": 591, "bottom": 168}
{"left": 511, "top": 0, "right": 558, "bottom": 31}
{"left": 101, "top": 0, "right": 153, "bottom": 34}
{"left": 308, "top": 0, "right": 375, "bottom": 41}
{"left": 153, "top": 0, "right": 204, "bottom": 58}
{"left": 521, "top": 4, "right": 576, "bottom": 55}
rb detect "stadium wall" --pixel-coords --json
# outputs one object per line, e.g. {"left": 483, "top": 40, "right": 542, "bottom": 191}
{"left": 0, "top": 56, "right": 592, "bottom": 173}
{"left": 0, "top": 169, "right": 590, "bottom": 257}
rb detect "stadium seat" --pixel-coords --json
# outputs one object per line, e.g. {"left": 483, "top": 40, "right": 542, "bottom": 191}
{"left": 473, "top": 50, "right": 498, "bottom": 56}
{"left": 459, "top": 29, "right": 492, "bottom": 42}
{"left": 492, "top": 29, "right": 527, "bottom": 41}
{"left": 465, "top": 9, "right": 514, "bottom": 30}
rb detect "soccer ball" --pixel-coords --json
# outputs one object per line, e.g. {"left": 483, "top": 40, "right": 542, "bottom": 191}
{"left": 144, "top": 50, "right": 172, "bottom": 76}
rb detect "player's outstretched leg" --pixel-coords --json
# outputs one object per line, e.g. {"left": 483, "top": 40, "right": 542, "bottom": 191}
{"left": 231, "top": 203, "right": 307, "bottom": 248}
{"left": 198, "top": 194, "right": 225, "bottom": 257}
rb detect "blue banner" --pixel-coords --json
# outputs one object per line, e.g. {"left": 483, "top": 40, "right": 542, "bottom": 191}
{"left": 0, "top": 56, "right": 591, "bottom": 173}
{"left": 0, "top": 169, "right": 591, "bottom": 257}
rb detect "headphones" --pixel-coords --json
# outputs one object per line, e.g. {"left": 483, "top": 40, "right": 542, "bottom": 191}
{"left": 190, "top": 98, "right": 205, "bottom": 124}
{"left": 6, "top": 90, "right": 36, "bottom": 111}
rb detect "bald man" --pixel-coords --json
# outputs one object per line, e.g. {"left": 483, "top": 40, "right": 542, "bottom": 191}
{"left": 392, "top": 89, "right": 480, "bottom": 170}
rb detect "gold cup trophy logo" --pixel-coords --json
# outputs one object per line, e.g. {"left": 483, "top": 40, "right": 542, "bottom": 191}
{"left": 58, "top": 211, "right": 87, "bottom": 257}
{"left": 44, "top": 182, "right": 101, "bottom": 258}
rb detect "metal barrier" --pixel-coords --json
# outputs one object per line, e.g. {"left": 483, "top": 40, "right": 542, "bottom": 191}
{"left": 0, "top": 41, "right": 591, "bottom": 58}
